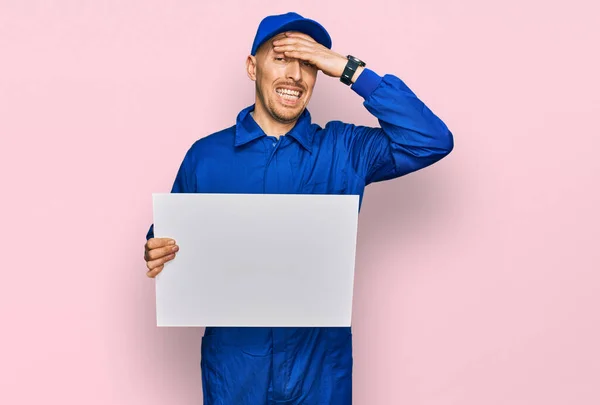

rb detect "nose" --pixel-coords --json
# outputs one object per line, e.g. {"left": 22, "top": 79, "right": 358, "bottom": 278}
{"left": 286, "top": 59, "right": 302, "bottom": 82}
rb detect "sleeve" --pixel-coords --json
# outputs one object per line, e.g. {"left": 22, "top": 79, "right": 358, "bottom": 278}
{"left": 343, "top": 68, "right": 454, "bottom": 185}
{"left": 145, "top": 144, "right": 198, "bottom": 240}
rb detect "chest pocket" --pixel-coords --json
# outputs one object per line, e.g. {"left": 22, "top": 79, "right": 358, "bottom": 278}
{"left": 299, "top": 167, "right": 349, "bottom": 195}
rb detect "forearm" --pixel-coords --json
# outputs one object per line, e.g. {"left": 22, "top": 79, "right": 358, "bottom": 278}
{"left": 347, "top": 68, "right": 454, "bottom": 183}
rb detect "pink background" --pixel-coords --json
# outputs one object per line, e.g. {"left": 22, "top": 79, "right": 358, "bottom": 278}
{"left": 1, "top": 0, "right": 599, "bottom": 404}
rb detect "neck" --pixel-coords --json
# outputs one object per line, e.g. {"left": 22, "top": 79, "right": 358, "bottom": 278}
{"left": 251, "top": 100, "right": 297, "bottom": 139}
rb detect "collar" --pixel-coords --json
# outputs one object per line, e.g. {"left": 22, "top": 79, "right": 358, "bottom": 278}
{"left": 234, "top": 104, "right": 314, "bottom": 153}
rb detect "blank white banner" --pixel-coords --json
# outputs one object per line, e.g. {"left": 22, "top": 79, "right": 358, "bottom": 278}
{"left": 152, "top": 193, "right": 359, "bottom": 327}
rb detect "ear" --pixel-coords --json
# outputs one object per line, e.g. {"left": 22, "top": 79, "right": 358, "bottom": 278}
{"left": 246, "top": 55, "right": 257, "bottom": 81}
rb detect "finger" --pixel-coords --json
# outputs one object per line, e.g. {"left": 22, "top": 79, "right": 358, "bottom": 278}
{"left": 284, "top": 31, "right": 318, "bottom": 43}
{"left": 273, "top": 37, "right": 317, "bottom": 48}
{"left": 146, "top": 244, "right": 179, "bottom": 261}
{"left": 146, "top": 264, "right": 164, "bottom": 278}
{"left": 146, "top": 252, "right": 176, "bottom": 271}
{"left": 282, "top": 50, "right": 314, "bottom": 63}
{"left": 145, "top": 237, "right": 176, "bottom": 250}
{"left": 273, "top": 44, "right": 313, "bottom": 56}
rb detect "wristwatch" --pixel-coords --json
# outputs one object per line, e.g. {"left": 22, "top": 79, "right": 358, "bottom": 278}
{"left": 340, "top": 55, "right": 366, "bottom": 85}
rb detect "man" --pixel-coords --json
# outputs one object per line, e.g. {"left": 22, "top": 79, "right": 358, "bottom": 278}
{"left": 144, "top": 11, "right": 453, "bottom": 405}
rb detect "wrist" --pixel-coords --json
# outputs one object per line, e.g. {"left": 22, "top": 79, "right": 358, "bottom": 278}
{"left": 334, "top": 56, "right": 348, "bottom": 77}
{"left": 351, "top": 66, "right": 365, "bottom": 83}
{"left": 339, "top": 55, "right": 366, "bottom": 86}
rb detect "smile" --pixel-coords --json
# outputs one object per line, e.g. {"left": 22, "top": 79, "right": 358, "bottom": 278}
{"left": 275, "top": 87, "right": 302, "bottom": 100}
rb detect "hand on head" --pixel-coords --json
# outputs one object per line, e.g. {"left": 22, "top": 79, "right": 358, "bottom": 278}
{"left": 271, "top": 32, "right": 347, "bottom": 78}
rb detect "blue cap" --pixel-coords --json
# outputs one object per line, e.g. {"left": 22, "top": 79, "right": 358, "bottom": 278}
{"left": 251, "top": 12, "right": 332, "bottom": 56}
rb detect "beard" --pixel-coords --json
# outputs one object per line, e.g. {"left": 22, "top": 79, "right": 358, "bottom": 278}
{"left": 266, "top": 96, "right": 305, "bottom": 124}
{"left": 256, "top": 82, "right": 306, "bottom": 124}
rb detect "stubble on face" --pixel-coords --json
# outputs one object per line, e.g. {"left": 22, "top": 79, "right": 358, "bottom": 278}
{"left": 254, "top": 35, "right": 317, "bottom": 125}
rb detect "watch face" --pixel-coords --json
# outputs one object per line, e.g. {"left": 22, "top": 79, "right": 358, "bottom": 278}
{"left": 347, "top": 55, "right": 365, "bottom": 66}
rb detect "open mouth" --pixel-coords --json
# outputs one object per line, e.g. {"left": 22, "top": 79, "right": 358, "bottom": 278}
{"left": 275, "top": 87, "right": 303, "bottom": 103}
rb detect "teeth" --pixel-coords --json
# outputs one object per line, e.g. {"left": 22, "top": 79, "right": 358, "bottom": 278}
{"left": 276, "top": 88, "right": 300, "bottom": 98}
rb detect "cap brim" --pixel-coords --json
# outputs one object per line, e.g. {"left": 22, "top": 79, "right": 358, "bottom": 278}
{"left": 252, "top": 19, "right": 332, "bottom": 55}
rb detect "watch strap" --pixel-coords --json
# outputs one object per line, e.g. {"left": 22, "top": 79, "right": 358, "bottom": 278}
{"left": 340, "top": 55, "right": 366, "bottom": 86}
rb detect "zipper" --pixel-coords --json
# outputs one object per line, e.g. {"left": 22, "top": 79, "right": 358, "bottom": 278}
{"left": 263, "top": 136, "right": 282, "bottom": 193}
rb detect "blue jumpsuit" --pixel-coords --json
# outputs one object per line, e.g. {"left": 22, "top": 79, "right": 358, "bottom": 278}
{"left": 146, "top": 68, "right": 453, "bottom": 404}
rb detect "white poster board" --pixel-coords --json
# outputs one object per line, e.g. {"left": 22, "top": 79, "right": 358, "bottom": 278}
{"left": 152, "top": 193, "right": 359, "bottom": 327}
